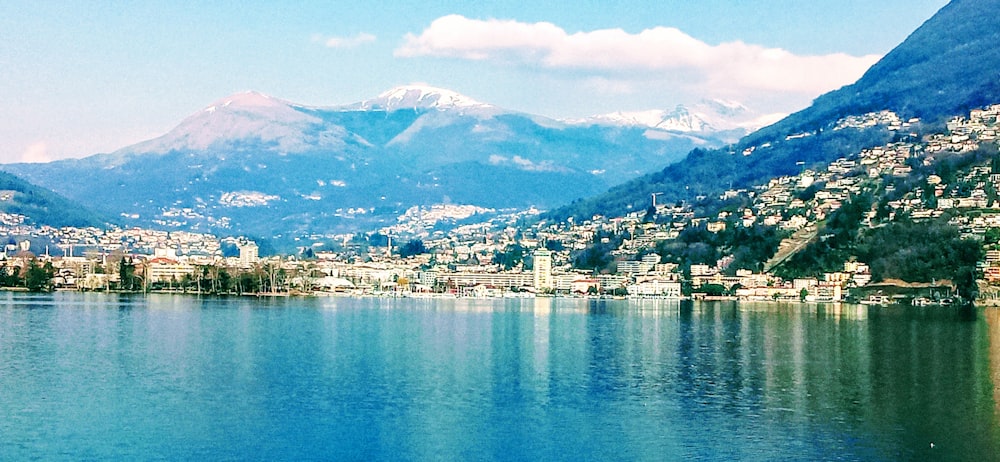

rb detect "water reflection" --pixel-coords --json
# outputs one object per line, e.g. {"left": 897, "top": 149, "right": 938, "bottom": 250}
{"left": 2, "top": 294, "right": 999, "bottom": 460}
{"left": 987, "top": 308, "right": 1000, "bottom": 423}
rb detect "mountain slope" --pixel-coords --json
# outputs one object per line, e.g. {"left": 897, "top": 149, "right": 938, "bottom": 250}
{"left": 127, "top": 91, "right": 357, "bottom": 155}
{"left": 549, "top": 0, "right": 1000, "bottom": 221}
{"left": 745, "top": 0, "right": 1000, "bottom": 147}
{"left": 1, "top": 85, "right": 735, "bottom": 237}
{"left": 0, "top": 171, "right": 108, "bottom": 228}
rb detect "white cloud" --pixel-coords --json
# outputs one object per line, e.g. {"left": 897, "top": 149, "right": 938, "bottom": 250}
{"left": 18, "top": 142, "right": 54, "bottom": 163}
{"left": 396, "top": 15, "right": 880, "bottom": 97}
{"left": 315, "top": 32, "right": 376, "bottom": 49}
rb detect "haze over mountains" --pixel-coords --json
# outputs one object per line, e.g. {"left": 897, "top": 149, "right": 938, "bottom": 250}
{"left": 1, "top": 85, "right": 768, "bottom": 237}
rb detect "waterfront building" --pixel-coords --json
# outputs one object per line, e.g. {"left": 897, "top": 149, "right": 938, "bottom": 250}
{"left": 238, "top": 241, "right": 259, "bottom": 267}
{"left": 441, "top": 271, "right": 533, "bottom": 291}
{"left": 570, "top": 278, "right": 600, "bottom": 294}
{"left": 533, "top": 249, "right": 552, "bottom": 290}
{"left": 627, "top": 279, "right": 682, "bottom": 298}
{"left": 142, "top": 257, "right": 197, "bottom": 284}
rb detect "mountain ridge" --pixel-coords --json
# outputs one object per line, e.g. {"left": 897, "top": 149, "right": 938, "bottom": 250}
{"left": 743, "top": 0, "right": 1000, "bottom": 147}
{"left": 548, "top": 0, "right": 1000, "bottom": 222}
{"left": 0, "top": 85, "right": 755, "bottom": 239}
{"left": 567, "top": 100, "right": 784, "bottom": 135}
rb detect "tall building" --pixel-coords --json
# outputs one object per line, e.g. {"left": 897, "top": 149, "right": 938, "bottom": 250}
{"left": 238, "top": 241, "right": 259, "bottom": 267}
{"left": 533, "top": 249, "right": 552, "bottom": 290}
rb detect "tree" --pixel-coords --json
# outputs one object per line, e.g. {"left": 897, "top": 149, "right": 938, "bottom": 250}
{"left": 0, "top": 263, "right": 19, "bottom": 287}
{"left": 217, "top": 268, "right": 233, "bottom": 294}
{"left": 118, "top": 257, "right": 141, "bottom": 291}
{"left": 855, "top": 219, "right": 983, "bottom": 299}
{"left": 180, "top": 273, "right": 193, "bottom": 293}
{"left": 573, "top": 243, "right": 613, "bottom": 273}
{"left": 643, "top": 203, "right": 657, "bottom": 222}
{"left": 698, "top": 283, "right": 727, "bottom": 297}
{"left": 25, "top": 259, "right": 53, "bottom": 292}
{"left": 985, "top": 227, "right": 1000, "bottom": 246}
{"left": 301, "top": 247, "right": 316, "bottom": 259}
{"left": 493, "top": 244, "right": 525, "bottom": 270}
{"left": 544, "top": 240, "right": 565, "bottom": 251}
{"left": 397, "top": 239, "right": 428, "bottom": 258}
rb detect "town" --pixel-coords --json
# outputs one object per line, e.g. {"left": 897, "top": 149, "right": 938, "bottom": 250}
{"left": 3, "top": 104, "right": 1000, "bottom": 304}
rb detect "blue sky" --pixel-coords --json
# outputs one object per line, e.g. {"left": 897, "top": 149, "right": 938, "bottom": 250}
{"left": 1, "top": 0, "right": 948, "bottom": 163}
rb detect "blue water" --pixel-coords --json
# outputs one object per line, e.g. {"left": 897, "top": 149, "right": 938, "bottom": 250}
{"left": 1, "top": 293, "right": 999, "bottom": 460}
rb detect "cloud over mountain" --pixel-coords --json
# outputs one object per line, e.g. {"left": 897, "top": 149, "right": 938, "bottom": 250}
{"left": 397, "top": 15, "right": 880, "bottom": 97}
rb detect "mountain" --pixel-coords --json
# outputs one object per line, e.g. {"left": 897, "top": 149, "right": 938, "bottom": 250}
{"left": 549, "top": 0, "right": 1000, "bottom": 222}
{"left": 345, "top": 85, "right": 498, "bottom": 113}
{"left": 744, "top": 0, "right": 1000, "bottom": 148}
{"left": 124, "top": 91, "right": 355, "bottom": 155}
{"left": 0, "top": 85, "right": 737, "bottom": 239}
{"left": 0, "top": 171, "right": 107, "bottom": 228}
{"left": 567, "top": 100, "right": 785, "bottom": 144}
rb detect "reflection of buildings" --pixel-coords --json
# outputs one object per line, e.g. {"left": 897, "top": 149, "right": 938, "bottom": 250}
{"left": 532, "top": 297, "right": 551, "bottom": 397}
{"left": 755, "top": 304, "right": 873, "bottom": 417}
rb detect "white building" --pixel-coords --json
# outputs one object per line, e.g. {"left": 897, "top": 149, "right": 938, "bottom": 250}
{"left": 533, "top": 249, "right": 552, "bottom": 290}
{"left": 143, "top": 258, "right": 197, "bottom": 284}
{"left": 238, "top": 241, "right": 259, "bottom": 267}
{"left": 627, "top": 279, "right": 682, "bottom": 298}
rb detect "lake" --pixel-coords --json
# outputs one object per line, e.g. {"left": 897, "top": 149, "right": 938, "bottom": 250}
{"left": 1, "top": 292, "right": 999, "bottom": 460}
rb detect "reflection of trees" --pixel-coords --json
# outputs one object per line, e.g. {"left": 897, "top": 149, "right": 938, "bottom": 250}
{"left": 985, "top": 308, "right": 1000, "bottom": 422}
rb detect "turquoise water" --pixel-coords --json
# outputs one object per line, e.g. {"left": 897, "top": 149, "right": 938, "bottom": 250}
{"left": 1, "top": 293, "right": 999, "bottom": 460}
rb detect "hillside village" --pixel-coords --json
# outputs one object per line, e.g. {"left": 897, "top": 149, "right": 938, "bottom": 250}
{"left": 2, "top": 104, "right": 1000, "bottom": 304}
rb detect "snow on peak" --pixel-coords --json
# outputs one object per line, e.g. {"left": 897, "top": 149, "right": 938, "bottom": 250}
{"left": 134, "top": 91, "right": 337, "bottom": 153}
{"left": 356, "top": 85, "right": 492, "bottom": 112}
{"left": 566, "top": 100, "right": 783, "bottom": 139}
{"left": 202, "top": 91, "right": 288, "bottom": 113}
{"left": 567, "top": 105, "right": 714, "bottom": 133}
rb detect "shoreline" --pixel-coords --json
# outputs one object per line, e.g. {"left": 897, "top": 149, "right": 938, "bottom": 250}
{"left": 8, "top": 288, "right": 995, "bottom": 309}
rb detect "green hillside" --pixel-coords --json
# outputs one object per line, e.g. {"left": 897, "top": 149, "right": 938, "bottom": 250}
{"left": 0, "top": 170, "right": 109, "bottom": 228}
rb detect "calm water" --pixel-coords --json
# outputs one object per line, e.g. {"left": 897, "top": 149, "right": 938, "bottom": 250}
{"left": 1, "top": 293, "right": 999, "bottom": 461}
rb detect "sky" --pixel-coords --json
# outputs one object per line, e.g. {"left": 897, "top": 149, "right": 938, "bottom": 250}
{"left": 1, "top": 0, "right": 949, "bottom": 164}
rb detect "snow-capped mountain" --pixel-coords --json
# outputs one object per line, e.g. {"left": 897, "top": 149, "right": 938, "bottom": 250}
{"left": 568, "top": 99, "right": 785, "bottom": 143}
{"left": 1, "top": 85, "right": 736, "bottom": 239}
{"left": 344, "top": 85, "right": 499, "bottom": 114}
{"left": 128, "top": 91, "right": 355, "bottom": 155}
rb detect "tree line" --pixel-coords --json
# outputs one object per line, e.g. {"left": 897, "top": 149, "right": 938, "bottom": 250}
{"left": 116, "top": 258, "right": 299, "bottom": 295}
{"left": 0, "top": 259, "right": 57, "bottom": 292}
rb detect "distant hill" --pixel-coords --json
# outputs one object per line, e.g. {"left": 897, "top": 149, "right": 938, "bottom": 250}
{"left": 0, "top": 171, "right": 107, "bottom": 228}
{"left": 549, "top": 0, "right": 1000, "bottom": 221}
{"left": 0, "top": 86, "right": 757, "bottom": 237}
